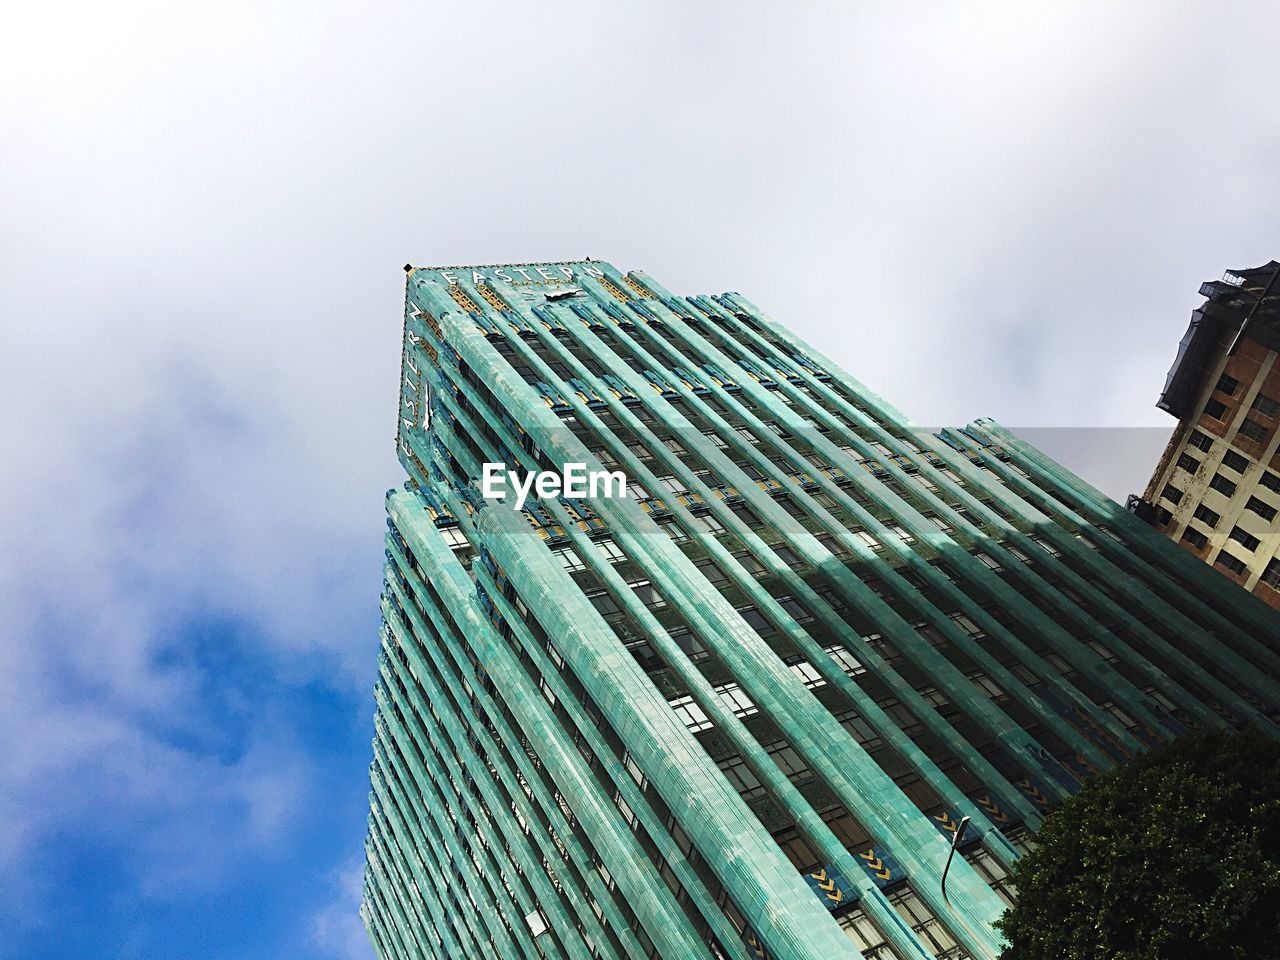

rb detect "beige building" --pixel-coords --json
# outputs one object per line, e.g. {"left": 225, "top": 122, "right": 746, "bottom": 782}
{"left": 1138, "top": 261, "right": 1280, "bottom": 609}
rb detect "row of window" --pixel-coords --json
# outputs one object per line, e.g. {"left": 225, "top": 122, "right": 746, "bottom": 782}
{"left": 531, "top": 313, "right": 1024, "bottom": 953}
{"left": 1205, "top": 394, "right": 1274, "bottom": 444}
{"left": 380, "top": 600, "right": 639, "bottom": 955}
{"left": 391, "top": 537, "right": 754, "bottom": 959}
{"left": 1215, "top": 549, "right": 1249, "bottom": 576}
{"left": 427, "top": 289, "right": 1259, "bottom": 957}
{"left": 1211, "top": 544, "right": 1280, "bottom": 581}
{"left": 640, "top": 308, "right": 1280, "bottom": 701}
{"left": 1190, "top": 504, "right": 1273, "bottom": 546}
{"left": 1178, "top": 447, "right": 1254, "bottom": 477}
{"left": 1214, "top": 373, "right": 1280, "bottom": 418}
{"left": 483, "top": 285, "right": 1254, "bottom": 783}
{"left": 1163, "top": 466, "right": 1275, "bottom": 506}
{"left": 1187, "top": 429, "right": 1280, "bottom": 490}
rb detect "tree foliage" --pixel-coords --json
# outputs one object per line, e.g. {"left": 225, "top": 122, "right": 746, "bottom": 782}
{"left": 995, "top": 728, "right": 1280, "bottom": 960}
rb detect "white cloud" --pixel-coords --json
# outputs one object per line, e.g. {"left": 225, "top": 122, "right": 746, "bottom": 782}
{"left": 313, "top": 856, "right": 375, "bottom": 960}
{"left": 1, "top": 0, "right": 1279, "bottom": 952}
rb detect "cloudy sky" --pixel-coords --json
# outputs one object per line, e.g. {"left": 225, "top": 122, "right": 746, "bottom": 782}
{"left": 2, "top": 2, "right": 1278, "bottom": 958}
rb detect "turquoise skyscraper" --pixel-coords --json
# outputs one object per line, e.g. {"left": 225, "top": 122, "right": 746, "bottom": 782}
{"left": 362, "top": 260, "right": 1280, "bottom": 960}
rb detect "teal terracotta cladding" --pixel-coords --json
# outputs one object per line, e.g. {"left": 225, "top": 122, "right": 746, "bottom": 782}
{"left": 362, "top": 261, "right": 1280, "bottom": 960}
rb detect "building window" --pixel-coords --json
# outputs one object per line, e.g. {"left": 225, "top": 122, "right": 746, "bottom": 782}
{"left": 439, "top": 526, "right": 470, "bottom": 549}
{"left": 1026, "top": 535, "right": 1059, "bottom": 557}
{"left": 837, "top": 905, "right": 907, "bottom": 960}
{"left": 779, "top": 595, "right": 816, "bottom": 624}
{"left": 888, "top": 886, "right": 970, "bottom": 960}
{"left": 918, "top": 685, "right": 952, "bottom": 712}
{"left": 1254, "top": 393, "right": 1280, "bottom": 418}
{"left": 972, "top": 551, "right": 1005, "bottom": 572}
{"left": 835, "top": 710, "right": 883, "bottom": 750}
{"left": 773, "top": 544, "right": 806, "bottom": 569}
{"left": 1229, "top": 526, "right": 1261, "bottom": 552}
{"left": 967, "top": 672, "right": 1006, "bottom": 700}
{"left": 821, "top": 806, "right": 871, "bottom": 852}
{"left": 1143, "top": 685, "right": 1178, "bottom": 715}
{"left": 962, "top": 847, "right": 1017, "bottom": 907}
{"left": 1209, "top": 474, "right": 1238, "bottom": 497}
{"left": 1193, "top": 505, "right": 1221, "bottom": 527}
{"left": 734, "top": 550, "right": 766, "bottom": 577}
{"left": 949, "top": 612, "right": 987, "bottom": 639}
{"left": 1045, "top": 652, "right": 1077, "bottom": 678}
{"left": 1239, "top": 418, "right": 1270, "bottom": 443}
{"left": 1101, "top": 700, "right": 1138, "bottom": 730}
{"left": 1088, "top": 639, "right": 1118, "bottom": 663}
{"left": 825, "top": 643, "right": 867, "bottom": 676}
{"left": 668, "top": 694, "right": 713, "bottom": 733}
{"left": 668, "top": 625, "right": 709, "bottom": 661}
{"left": 1204, "top": 398, "right": 1229, "bottom": 421}
{"left": 783, "top": 655, "right": 824, "bottom": 691}
{"left": 909, "top": 473, "right": 939, "bottom": 493}
{"left": 916, "top": 622, "right": 947, "bottom": 648}
{"left": 594, "top": 537, "right": 626, "bottom": 563}
{"left": 880, "top": 697, "right": 924, "bottom": 736}
{"left": 625, "top": 638, "right": 662, "bottom": 671}
{"left": 553, "top": 545, "right": 586, "bottom": 573}
{"left": 771, "top": 829, "right": 817, "bottom": 871}
{"left": 816, "top": 586, "right": 848, "bottom": 613}
{"left": 613, "top": 789, "right": 638, "bottom": 829}
{"left": 629, "top": 578, "right": 667, "bottom": 610}
{"left": 1188, "top": 429, "right": 1214, "bottom": 452}
{"left": 1176, "top": 452, "right": 1201, "bottom": 474}
{"left": 1221, "top": 449, "right": 1250, "bottom": 473}
{"left": 656, "top": 516, "right": 688, "bottom": 543}
{"left": 735, "top": 605, "right": 776, "bottom": 636}
{"left": 926, "top": 514, "right": 953, "bottom": 533}
{"left": 585, "top": 588, "right": 621, "bottom": 617}
{"left": 1246, "top": 497, "right": 1278, "bottom": 522}
{"left": 1162, "top": 483, "right": 1185, "bottom": 505}
{"left": 865, "top": 633, "right": 904, "bottom": 667}
{"left": 765, "top": 740, "right": 812, "bottom": 781}
{"left": 538, "top": 675, "right": 557, "bottom": 707}
{"left": 656, "top": 475, "right": 688, "bottom": 496}
{"left": 1009, "top": 661, "right": 1039, "bottom": 686}
{"left": 815, "top": 532, "right": 853, "bottom": 560}
{"left": 1216, "top": 374, "right": 1241, "bottom": 396}
{"left": 717, "top": 754, "right": 765, "bottom": 800}
{"left": 1073, "top": 531, "right": 1099, "bottom": 550}
{"left": 1214, "top": 550, "right": 1248, "bottom": 575}
{"left": 1181, "top": 527, "right": 1208, "bottom": 550}
{"left": 1263, "top": 471, "right": 1280, "bottom": 494}
{"left": 776, "top": 496, "right": 805, "bottom": 518}
{"left": 693, "top": 558, "right": 729, "bottom": 586}
{"left": 1261, "top": 558, "right": 1280, "bottom": 589}
{"left": 714, "top": 682, "right": 758, "bottom": 719}
{"left": 852, "top": 529, "right": 883, "bottom": 551}
{"left": 690, "top": 513, "right": 726, "bottom": 537}
{"left": 1059, "top": 583, "right": 1086, "bottom": 604}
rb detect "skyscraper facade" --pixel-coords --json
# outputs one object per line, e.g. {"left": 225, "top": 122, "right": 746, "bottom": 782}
{"left": 363, "top": 260, "right": 1280, "bottom": 960}
{"left": 1135, "top": 261, "right": 1280, "bottom": 607}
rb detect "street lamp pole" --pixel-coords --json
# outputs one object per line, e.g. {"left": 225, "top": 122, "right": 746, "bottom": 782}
{"left": 940, "top": 815, "right": 971, "bottom": 907}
